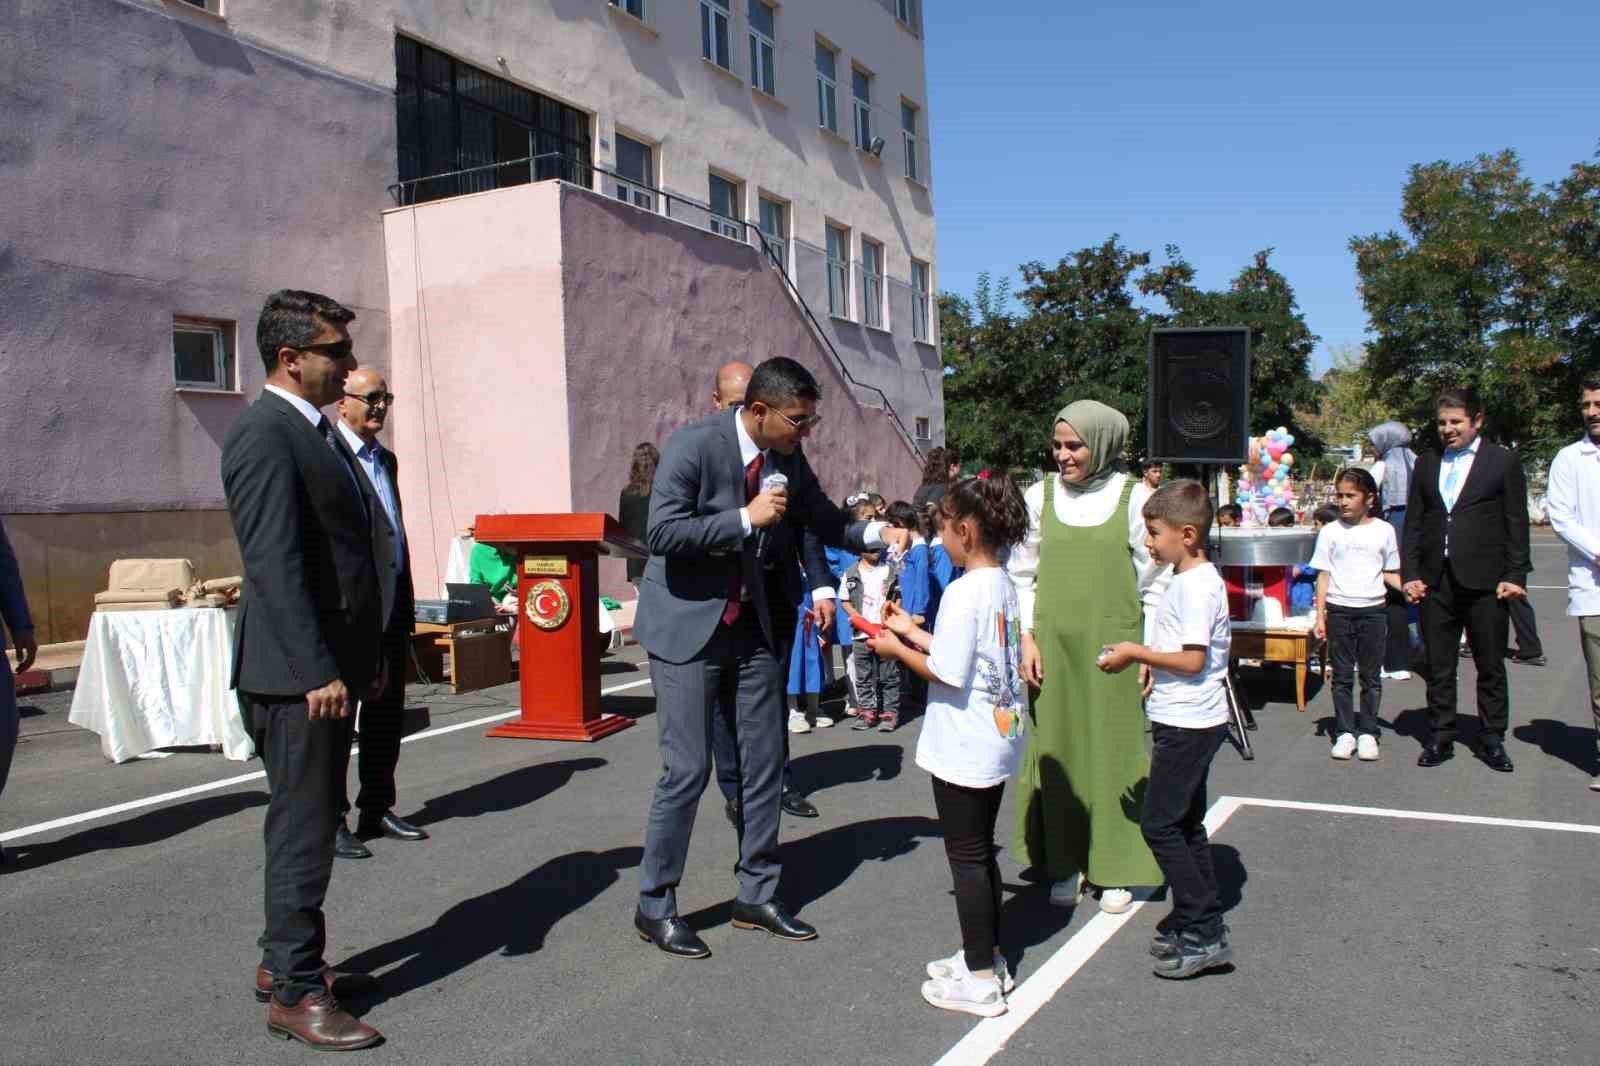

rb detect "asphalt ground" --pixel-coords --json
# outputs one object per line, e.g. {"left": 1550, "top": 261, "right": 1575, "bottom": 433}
{"left": 2, "top": 533, "right": 1596, "bottom": 1065}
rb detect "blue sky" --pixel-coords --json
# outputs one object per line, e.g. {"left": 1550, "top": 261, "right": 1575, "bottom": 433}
{"left": 923, "top": 0, "right": 1599, "bottom": 374}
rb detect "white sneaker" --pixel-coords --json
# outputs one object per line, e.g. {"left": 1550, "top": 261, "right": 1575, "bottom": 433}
{"left": 920, "top": 957, "right": 1007, "bottom": 1018}
{"left": 812, "top": 714, "right": 835, "bottom": 728}
{"left": 1331, "top": 733, "right": 1357, "bottom": 760}
{"left": 1357, "top": 735, "right": 1379, "bottom": 761}
{"left": 1048, "top": 876, "right": 1085, "bottom": 908}
{"left": 1098, "top": 887, "right": 1134, "bottom": 914}
{"left": 1380, "top": 669, "right": 1411, "bottom": 681}
{"left": 927, "top": 949, "right": 1016, "bottom": 993}
{"left": 787, "top": 710, "right": 811, "bottom": 734}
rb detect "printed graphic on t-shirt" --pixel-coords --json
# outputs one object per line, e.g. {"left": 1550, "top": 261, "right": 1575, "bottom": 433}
{"left": 979, "top": 610, "right": 1025, "bottom": 738}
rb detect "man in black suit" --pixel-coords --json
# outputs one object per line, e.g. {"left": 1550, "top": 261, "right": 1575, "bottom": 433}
{"left": 632, "top": 357, "right": 898, "bottom": 958}
{"left": 332, "top": 368, "right": 429, "bottom": 860}
{"left": 1401, "top": 386, "right": 1530, "bottom": 772}
{"left": 222, "top": 289, "right": 385, "bottom": 1050}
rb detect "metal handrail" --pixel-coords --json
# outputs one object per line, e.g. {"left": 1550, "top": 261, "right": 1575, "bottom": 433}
{"left": 387, "top": 153, "right": 925, "bottom": 458}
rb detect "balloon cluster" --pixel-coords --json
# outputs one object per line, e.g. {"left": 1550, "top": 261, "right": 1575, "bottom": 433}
{"left": 1234, "top": 427, "right": 1297, "bottom": 526}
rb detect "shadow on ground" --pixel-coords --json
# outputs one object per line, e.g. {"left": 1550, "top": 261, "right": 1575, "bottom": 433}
{"left": 3, "top": 790, "right": 268, "bottom": 872}
{"left": 406, "top": 757, "right": 607, "bottom": 829}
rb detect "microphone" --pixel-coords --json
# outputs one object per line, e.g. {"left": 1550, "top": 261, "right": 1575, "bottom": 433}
{"left": 755, "top": 472, "right": 788, "bottom": 559}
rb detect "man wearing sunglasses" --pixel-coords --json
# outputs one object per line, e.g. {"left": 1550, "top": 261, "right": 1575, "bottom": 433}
{"left": 222, "top": 290, "right": 385, "bottom": 1050}
{"left": 633, "top": 357, "right": 904, "bottom": 959}
{"left": 331, "top": 369, "right": 428, "bottom": 860}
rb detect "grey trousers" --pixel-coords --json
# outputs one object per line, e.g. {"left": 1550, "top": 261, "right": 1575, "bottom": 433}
{"left": 640, "top": 613, "right": 786, "bottom": 919}
{"left": 0, "top": 658, "right": 16, "bottom": 801}
{"left": 1581, "top": 617, "right": 1600, "bottom": 761}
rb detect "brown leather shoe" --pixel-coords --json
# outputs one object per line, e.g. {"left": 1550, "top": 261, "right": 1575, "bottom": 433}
{"left": 266, "top": 990, "right": 382, "bottom": 1050}
{"left": 254, "top": 964, "right": 374, "bottom": 1003}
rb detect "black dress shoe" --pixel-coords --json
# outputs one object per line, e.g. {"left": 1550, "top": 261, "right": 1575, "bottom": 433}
{"left": 634, "top": 909, "right": 711, "bottom": 958}
{"left": 1417, "top": 741, "right": 1455, "bottom": 768}
{"left": 1478, "top": 742, "right": 1515, "bottom": 773}
{"left": 1507, "top": 653, "right": 1547, "bottom": 667}
{"left": 358, "top": 811, "right": 429, "bottom": 841}
{"left": 731, "top": 898, "right": 818, "bottom": 941}
{"left": 781, "top": 788, "right": 819, "bottom": 818}
{"left": 725, "top": 798, "right": 741, "bottom": 828}
{"left": 334, "top": 820, "right": 373, "bottom": 860}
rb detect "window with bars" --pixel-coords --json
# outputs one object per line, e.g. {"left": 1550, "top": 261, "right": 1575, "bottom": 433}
{"left": 861, "top": 239, "right": 884, "bottom": 328}
{"left": 901, "top": 101, "right": 921, "bottom": 182}
{"left": 911, "top": 260, "right": 931, "bottom": 342}
{"left": 826, "top": 223, "right": 850, "bottom": 318}
{"left": 615, "top": 134, "right": 655, "bottom": 211}
{"left": 395, "top": 36, "right": 592, "bottom": 205}
{"left": 852, "top": 67, "right": 873, "bottom": 151}
{"left": 758, "top": 196, "right": 788, "bottom": 272}
{"left": 748, "top": 0, "right": 776, "bottom": 95}
{"left": 701, "top": 0, "right": 731, "bottom": 70}
{"left": 173, "top": 317, "right": 234, "bottom": 391}
{"left": 815, "top": 41, "right": 838, "bottom": 133}
{"left": 708, "top": 172, "right": 742, "bottom": 239}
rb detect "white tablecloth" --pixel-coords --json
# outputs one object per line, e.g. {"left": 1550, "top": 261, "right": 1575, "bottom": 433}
{"left": 69, "top": 607, "right": 254, "bottom": 763}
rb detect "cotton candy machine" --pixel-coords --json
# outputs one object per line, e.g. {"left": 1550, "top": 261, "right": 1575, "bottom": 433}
{"left": 1209, "top": 526, "right": 1317, "bottom": 568}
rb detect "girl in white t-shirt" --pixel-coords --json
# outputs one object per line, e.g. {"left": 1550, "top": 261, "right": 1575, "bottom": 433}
{"left": 868, "top": 474, "right": 1030, "bottom": 1019}
{"left": 1311, "top": 468, "right": 1403, "bottom": 762}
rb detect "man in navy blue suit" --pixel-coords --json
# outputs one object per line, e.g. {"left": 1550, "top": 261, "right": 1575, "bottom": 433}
{"left": 0, "top": 518, "right": 37, "bottom": 870}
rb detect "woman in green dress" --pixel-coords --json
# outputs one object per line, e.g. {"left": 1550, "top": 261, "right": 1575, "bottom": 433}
{"left": 1008, "top": 401, "right": 1168, "bottom": 912}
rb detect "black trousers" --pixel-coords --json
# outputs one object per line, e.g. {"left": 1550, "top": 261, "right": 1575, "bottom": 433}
{"left": 246, "top": 692, "right": 353, "bottom": 1004}
{"left": 930, "top": 776, "right": 1006, "bottom": 973}
{"left": 338, "top": 625, "right": 409, "bottom": 819}
{"left": 1422, "top": 562, "right": 1511, "bottom": 743}
{"left": 1327, "top": 603, "right": 1387, "bottom": 737}
{"left": 640, "top": 612, "right": 787, "bottom": 919}
{"left": 1141, "top": 723, "right": 1228, "bottom": 940}
{"left": 1508, "top": 597, "right": 1543, "bottom": 659}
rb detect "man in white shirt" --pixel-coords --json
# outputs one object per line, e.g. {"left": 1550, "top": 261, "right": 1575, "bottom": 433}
{"left": 1544, "top": 377, "right": 1600, "bottom": 790}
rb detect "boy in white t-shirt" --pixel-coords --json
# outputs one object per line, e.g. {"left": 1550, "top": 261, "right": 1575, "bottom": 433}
{"left": 1099, "top": 479, "right": 1234, "bottom": 980}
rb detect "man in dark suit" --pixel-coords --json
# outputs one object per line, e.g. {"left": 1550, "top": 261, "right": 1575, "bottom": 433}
{"left": 0, "top": 517, "right": 38, "bottom": 870}
{"left": 1401, "top": 386, "right": 1530, "bottom": 772}
{"left": 332, "top": 368, "right": 428, "bottom": 860}
{"left": 222, "top": 289, "right": 385, "bottom": 1050}
{"left": 633, "top": 357, "right": 897, "bottom": 958}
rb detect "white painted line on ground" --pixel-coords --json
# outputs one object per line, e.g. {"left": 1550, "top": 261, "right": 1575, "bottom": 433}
{"left": 0, "top": 676, "right": 655, "bottom": 845}
{"left": 1231, "top": 795, "right": 1600, "bottom": 835}
{"left": 932, "top": 797, "right": 1244, "bottom": 1066}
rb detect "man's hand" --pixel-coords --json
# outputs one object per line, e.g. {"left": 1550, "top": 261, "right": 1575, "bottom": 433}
{"left": 1496, "top": 582, "right": 1527, "bottom": 601}
{"left": 1020, "top": 632, "right": 1044, "bottom": 689}
{"left": 11, "top": 629, "right": 37, "bottom": 675}
{"left": 747, "top": 486, "right": 788, "bottom": 528}
{"left": 306, "top": 678, "right": 352, "bottom": 720}
{"left": 1097, "top": 641, "right": 1139, "bottom": 674}
{"left": 881, "top": 601, "right": 914, "bottom": 636}
{"left": 866, "top": 629, "right": 903, "bottom": 660}
{"left": 1403, "top": 580, "right": 1428, "bottom": 604}
{"left": 1139, "top": 664, "right": 1153, "bottom": 699}
{"left": 812, "top": 598, "right": 835, "bottom": 634}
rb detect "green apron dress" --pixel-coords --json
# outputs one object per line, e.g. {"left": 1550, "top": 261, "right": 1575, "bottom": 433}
{"left": 1012, "top": 474, "right": 1162, "bottom": 888}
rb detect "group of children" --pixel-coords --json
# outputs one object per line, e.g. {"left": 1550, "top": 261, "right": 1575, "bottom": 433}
{"left": 805, "top": 467, "right": 1401, "bottom": 1017}
{"left": 787, "top": 493, "right": 957, "bottom": 736}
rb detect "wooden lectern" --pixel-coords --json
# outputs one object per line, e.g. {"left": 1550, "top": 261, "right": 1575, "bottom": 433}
{"left": 473, "top": 513, "right": 647, "bottom": 742}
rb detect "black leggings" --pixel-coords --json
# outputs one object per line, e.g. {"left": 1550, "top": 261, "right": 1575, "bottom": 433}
{"left": 931, "top": 776, "right": 1006, "bottom": 972}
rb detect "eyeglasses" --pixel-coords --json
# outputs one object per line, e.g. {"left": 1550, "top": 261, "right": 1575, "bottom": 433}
{"left": 344, "top": 390, "right": 395, "bottom": 408}
{"left": 298, "top": 339, "right": 354, "bottom": 361}
{"left": 769, "top": 407, "right": 823, "bottom": 431}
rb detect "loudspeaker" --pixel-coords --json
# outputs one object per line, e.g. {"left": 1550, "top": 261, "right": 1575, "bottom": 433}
{"left": 1147, "top": 327, "right": 1251, "bottom": 464}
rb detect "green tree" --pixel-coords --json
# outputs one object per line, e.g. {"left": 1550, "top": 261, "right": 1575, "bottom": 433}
{"left": 1299, "top": 343, "right": 1399, "bottom": 453}
{"left": 1350, "top": 148, "right": 1600, "bottom": 458}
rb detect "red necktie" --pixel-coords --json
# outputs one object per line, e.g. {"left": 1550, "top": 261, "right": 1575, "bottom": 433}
{"left": 722, "top": 453, "right": 765, "bottom": 625}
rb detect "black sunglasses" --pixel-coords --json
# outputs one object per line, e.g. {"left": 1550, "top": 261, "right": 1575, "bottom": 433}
{"left": 344, "top": 390, "right": 395, "bottom": 407}
{"left": 297, "top": 338, "right": 354, "bottom": 360}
